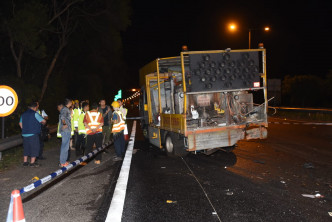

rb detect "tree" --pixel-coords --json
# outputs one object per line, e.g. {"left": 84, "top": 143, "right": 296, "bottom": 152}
{"left": 282, "top": 75, "right": 324, "bottom": 107}
{"left": 4, "top": 0, "right": 48, "bottom": 78}
{"left": 39, "top": 0, "right": 82, "bottom": 102}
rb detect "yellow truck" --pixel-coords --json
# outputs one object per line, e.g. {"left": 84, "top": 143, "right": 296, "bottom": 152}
{"left": 139, "top": 48, "right": 268, "bottom": 156}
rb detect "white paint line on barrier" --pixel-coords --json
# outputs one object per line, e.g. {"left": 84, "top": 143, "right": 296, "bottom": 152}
{"left": 105, "top": 121, "right": 136, "bottom": 222}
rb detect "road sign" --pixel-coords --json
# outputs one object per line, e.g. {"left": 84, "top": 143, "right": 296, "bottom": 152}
{"left": 0, "top": 85, "right": 18, "bottom": 117}
{"left": 114, "top": 89, "right": 122, "bottom": 101}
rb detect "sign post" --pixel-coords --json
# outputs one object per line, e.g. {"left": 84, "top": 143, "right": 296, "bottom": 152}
{"left": 0, "top": 85, "right": 19, "bottom": 139}
{"left": 1, "top": 117, "right": 4, "bottom": 139}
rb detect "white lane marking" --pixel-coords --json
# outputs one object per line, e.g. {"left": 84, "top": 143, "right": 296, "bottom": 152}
{"left": 181, "top": 157, "right": 222, "bottom": 222}
{"left": 105, "top": 121, "right": 136, "bottom": 222}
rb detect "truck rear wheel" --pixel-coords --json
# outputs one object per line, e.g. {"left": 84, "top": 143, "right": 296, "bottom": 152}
{"left": 165, "top": 133, "right": 188, "bottom": 157}
{"left": 165, "top": 135, "right": 175, "bottom": 156}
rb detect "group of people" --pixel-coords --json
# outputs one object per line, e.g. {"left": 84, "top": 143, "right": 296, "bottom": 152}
{"left": 19, "top": 98, "right": 127, "bottom": 168}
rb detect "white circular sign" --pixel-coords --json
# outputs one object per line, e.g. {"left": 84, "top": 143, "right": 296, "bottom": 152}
{"left": 0, "top": 85, "right": 18, "bottom": 117}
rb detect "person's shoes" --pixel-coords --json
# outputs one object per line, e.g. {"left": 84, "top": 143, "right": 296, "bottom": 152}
{"left": 23, "top": 162, "right": 29, "bottom": 167}
{"left": 59, "top": 162, "right": 69, "bottom": 167}
{"left": 94, "top": 160, "right": 101, "bottom": 164}
{"left": 29, "top": 162, "right": 40, "bottom": 167}
{"left": 80, "top": 162, "right": 87, "bottom": 166}
{"left": 113, "top": 157, "right": 123, "bottom": 162}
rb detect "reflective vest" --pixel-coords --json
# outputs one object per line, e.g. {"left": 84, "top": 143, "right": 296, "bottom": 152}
{"left": 78, "top": 111, "right": 86, "bottom": 135}
{"left": 57, "top": 122, "right": 61, "bottom": 138}
{"left": 85, "top": 111, "right": 103, "bottom": 135}
{"left": 73, "top": 108, "right": 82, "bottom": 128}
{"left": 112, "top": 111, "right": 125, "bottom": 133}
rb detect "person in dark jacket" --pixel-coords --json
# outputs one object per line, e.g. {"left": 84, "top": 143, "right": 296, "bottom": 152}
{"left": 19, "top": 102, "right": 46, "bottom": 167}
{"left": 98, "top": 99, "right": 112, "bottom": 144}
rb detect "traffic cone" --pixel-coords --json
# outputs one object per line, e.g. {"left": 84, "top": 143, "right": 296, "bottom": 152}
{"left": 6, "top": 190, "right": 25, "bottom": 222}
{"left": 124, "top": 124, "right": 129, "bottom": 141}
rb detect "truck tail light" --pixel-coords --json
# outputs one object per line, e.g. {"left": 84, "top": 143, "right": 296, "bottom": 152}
{"left": 253, "top": 82, "right": 260, "bottom": 87}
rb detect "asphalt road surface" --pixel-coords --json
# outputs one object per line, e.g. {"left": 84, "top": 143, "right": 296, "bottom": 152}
{"left": 1, "top": 117, "right": 331, "bottom": 221}
{"left": 121, "top": 118, "right": 332, "bottom": 222}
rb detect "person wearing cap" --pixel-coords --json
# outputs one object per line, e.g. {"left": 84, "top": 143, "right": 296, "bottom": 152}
{"left": 111, "top": 101, "right": 126, "bottom": 161}
{"left": 19, "top": 102, "right": 46, "bottom": 167}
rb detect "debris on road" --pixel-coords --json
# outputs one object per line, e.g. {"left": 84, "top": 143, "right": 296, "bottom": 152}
{"left": 253, "top": 160, "right": 265, "bottom": 164}
{"left": 302, "top": 193, "right": 324, "bottom": 198}
{"left": 203, "top": 181, "right": 211, "bottom": 185}
{"left": 226, "top": 191, "right": 234, "bottom": 196}
{"left": 161, "top": 167, "right": 166, "bottom": 169}
{"left": 303, "top": 162, "right": 315, "bottom": 169}
{"left": 166, "top": 200, "right": 177, "bottom": 204}
{"left": 280, "top": 181, "right": 286, "bottom": 184}
{"left": 31, "top": 176, "right": 40, "bottom": 182}
{"left": 328, "top": 212, "right": 332, "bottom": 217}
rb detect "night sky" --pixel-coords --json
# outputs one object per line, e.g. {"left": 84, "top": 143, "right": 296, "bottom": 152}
{"left": 123, "top": 0, "right": 332, "bottom": 86}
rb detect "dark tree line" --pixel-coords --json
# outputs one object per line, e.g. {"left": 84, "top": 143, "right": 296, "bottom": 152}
{"left": 0, "top": 0, "right": 131, "bottom": 136}
{"left": 282, "top": 71, "right": 332, "bottom": 108}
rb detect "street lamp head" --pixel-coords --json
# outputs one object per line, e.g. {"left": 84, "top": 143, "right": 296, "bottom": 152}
{"left": 229, "top": 24, "right": 236, "bottom": 31}
{"left": 264, "top": 27, "right": 270, "bottom": 31}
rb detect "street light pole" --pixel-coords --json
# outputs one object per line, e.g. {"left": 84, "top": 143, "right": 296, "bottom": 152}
{"left": 248, "top": 29, "right": 251, "bottom": 49}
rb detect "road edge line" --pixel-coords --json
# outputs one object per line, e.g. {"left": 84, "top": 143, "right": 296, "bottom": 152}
{"left": 105, "top": 120, "right": 136, "bottom": 222}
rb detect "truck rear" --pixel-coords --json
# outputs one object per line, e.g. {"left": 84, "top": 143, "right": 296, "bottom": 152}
{"left": 139, "top": 48, "right": 268, "bottom": 156}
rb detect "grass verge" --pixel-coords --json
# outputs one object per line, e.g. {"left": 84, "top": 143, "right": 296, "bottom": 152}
{"left": 0, "top": 136, "right": 61, "bottom": 172}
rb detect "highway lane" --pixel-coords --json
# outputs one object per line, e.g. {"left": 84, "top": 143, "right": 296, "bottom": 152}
{"left": 121, "top": 119, "right": 332, "bottom": 222}
{"left": 1, "top": 118, "right": 330, "bottom": 221}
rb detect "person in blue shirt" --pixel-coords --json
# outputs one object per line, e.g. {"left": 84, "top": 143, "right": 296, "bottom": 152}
{"left": 19, "top": 102, "right": 46, "bottom": 167}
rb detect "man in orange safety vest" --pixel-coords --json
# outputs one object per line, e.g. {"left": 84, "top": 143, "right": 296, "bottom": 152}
{"left": 111, "top": 101, "right": 125, "bottom": 161}
{"left": 83, "top": 103, "right": 104, "bottom": 164}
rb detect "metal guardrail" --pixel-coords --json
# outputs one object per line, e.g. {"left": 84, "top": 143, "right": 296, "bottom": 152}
{"left": 0, "top": 126, "right": 57, "bottom": 152}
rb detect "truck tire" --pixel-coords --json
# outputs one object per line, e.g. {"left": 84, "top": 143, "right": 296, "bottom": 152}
{"left": 165, "top": 135, "right": 175, "bottom": 156}
{"left": 165, "top": 133, "right": 188, "bottom": 157}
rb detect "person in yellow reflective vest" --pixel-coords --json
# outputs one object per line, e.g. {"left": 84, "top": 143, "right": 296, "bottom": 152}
{"left": 72, "top": 100, "right": 81, "bottom": 146}
{"left": 75, "top": 102, "right": 88, "bottom": 157}
{"left": 111, "top": 101, "right": 125, "bottom": 161}
{"left": 84, "top": 103, "right": 104, "bottom": 164}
